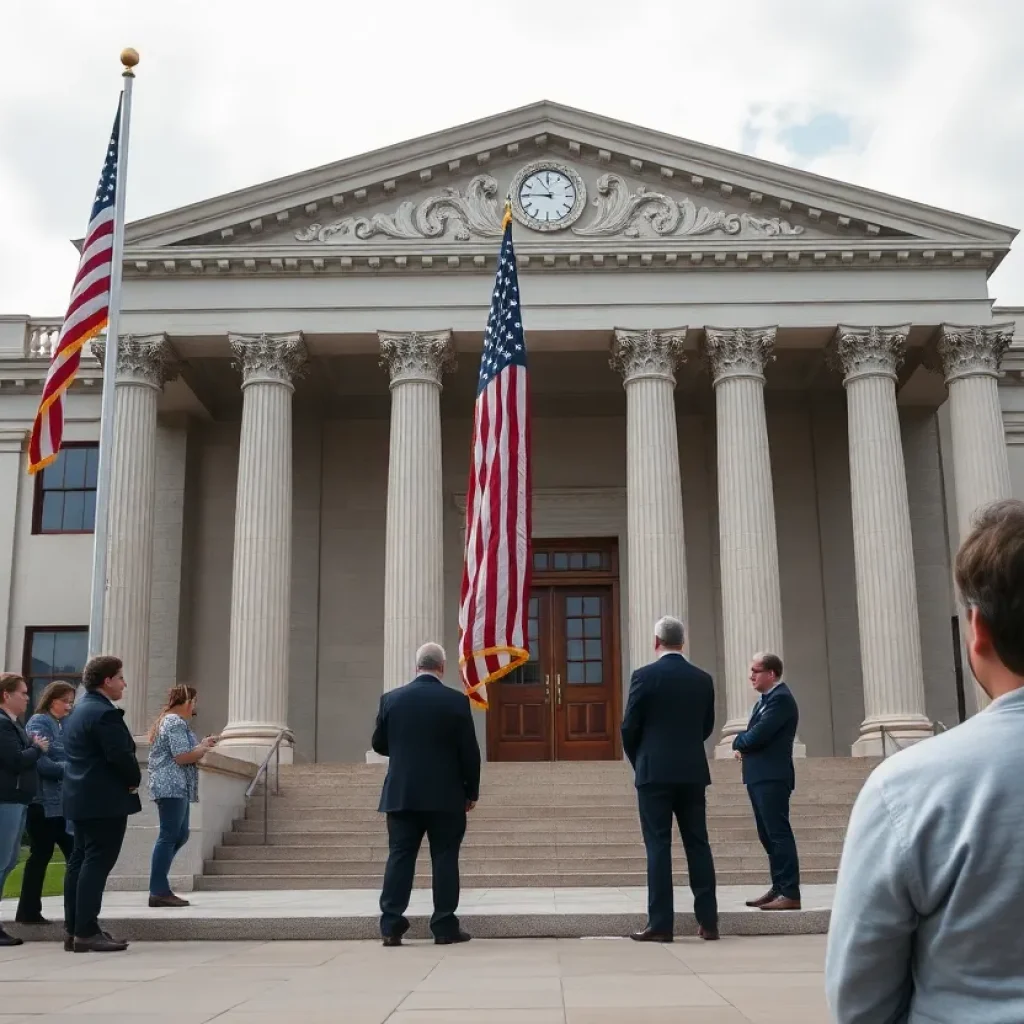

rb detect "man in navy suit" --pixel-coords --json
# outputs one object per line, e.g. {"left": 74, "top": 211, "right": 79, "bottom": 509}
{"left": 62, "top": 655, "right": 142, "bottom": 952}
{"left": 372, "top": 642, "right": 481, "bottom": 947}
{"left": 621, "top": 616, "right": 719, "bottom": 942}
{"left": 732, "top": 651, "right": 801, "bottom": 910}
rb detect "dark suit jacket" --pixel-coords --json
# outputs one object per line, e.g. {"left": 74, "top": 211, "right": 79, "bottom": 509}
{"left": 372, "top": 674, "right": 482, "bottom": 814}
{"left": 620, "top": 653, "right": 716, "bottom": 788}
{"left": 0, "top": 712, "right": 41, "bottom": 804}
{"left": 62, "top": 691, "right": 142, "bottom": 821}
{"left": 732, "top": 682, "right": 799, "bottom": 788}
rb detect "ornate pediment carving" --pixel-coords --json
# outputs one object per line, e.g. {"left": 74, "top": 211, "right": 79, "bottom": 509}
{"left": 289, "top": 167, "right": 807, "bottom": 246}
{"left": 573, "top": 174, "right": 803, "bottom": 239}
{"left": 295, "top": 176, "right": 504, "bottom": 243}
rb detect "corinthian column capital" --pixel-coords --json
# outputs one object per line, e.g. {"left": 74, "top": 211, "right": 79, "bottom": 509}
{"left": 829, "top": 324, "right": 910, "bottom": 383}
{"left": 938, "top": 323, "right": 1015, "bottom": 382}
{"left": 378, "top": 330, "right": 456, "bottom": 388}
{"left": 229, "top": 332, "right": 308, "bottom": 389}
{"left": 703, "top": 326, "right": 777, "bottom": 385}
{"left": 610, "top": 327, "right": 688, "bottom": 384}
{"left": 93, "top": 333, "right": 179, "bottom": 390}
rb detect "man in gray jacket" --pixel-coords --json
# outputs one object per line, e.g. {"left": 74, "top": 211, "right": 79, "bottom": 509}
{"left": 825, "top": 498, "right": 1024, "bottom": 1023}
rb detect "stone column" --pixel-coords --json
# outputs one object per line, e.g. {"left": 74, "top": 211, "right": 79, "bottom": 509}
{"left": 831, "top": 325, "right": 932, "bottom": 755}
{"left": 937, "top": 322, "right": 1015, "bottom": 712}
{"left": 938, "top": 323, "right": 1015, "bottom": 539}
{"left": 218, "top": 332, "right": 307, "bottom": 765}
{"left": 379, "top": 330, "right": 455, "bottom": 693}
{"left": 611, "top": 328, "right": 689, "bottom": 670}
{"left": 703, "top": 327, "right": 787, "bottom": 755}
{"left": 93, "top": 334, "right": 178, "bottom": 737}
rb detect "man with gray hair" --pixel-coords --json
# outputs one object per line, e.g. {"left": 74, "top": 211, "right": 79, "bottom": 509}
{"left": 371, "top": 642, "right": 481, "bottom": 947}
{"left": 621, "top": 615, "right": 719, "bottom": 941}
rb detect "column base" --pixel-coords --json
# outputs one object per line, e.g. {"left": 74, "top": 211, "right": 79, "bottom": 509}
{"left": 851, "top": 717, "right": 934, "bottom": 758}
{"left": 365, "top": 750, "right": 388, "bottom": 764}
{"left": 217, "top": 726, "right": 293, "bottom": 767}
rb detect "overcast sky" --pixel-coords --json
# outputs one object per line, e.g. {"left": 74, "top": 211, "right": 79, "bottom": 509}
{"left": 2, "top": 0, "right": 1023, "bottom": 314}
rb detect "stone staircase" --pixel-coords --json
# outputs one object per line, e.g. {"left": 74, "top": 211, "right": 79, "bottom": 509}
{"left": 196, "top": 758, "right": 875, "bottom": 891}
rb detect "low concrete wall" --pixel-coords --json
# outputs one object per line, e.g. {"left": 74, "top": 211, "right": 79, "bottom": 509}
{"left": 107, "top": 750, "right": 257, "bottom": 893}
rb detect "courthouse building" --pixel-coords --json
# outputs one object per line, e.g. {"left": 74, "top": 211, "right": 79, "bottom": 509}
{"left": 1, "top": 101, "right": 1022, "bottom": 766}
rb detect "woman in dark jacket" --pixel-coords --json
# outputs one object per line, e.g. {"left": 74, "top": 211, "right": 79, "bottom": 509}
{"left": 0, "top": 673, "right": 49, "bottom": 946}
{"left": 15, "top": 681, "right": 75, "bottom": 925}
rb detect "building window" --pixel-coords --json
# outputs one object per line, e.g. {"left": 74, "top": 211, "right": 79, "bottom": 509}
{"left": 32, "top": 443, "right": 99, "bottom": 534}
{"left": 23, "top": 627, "right": 89, "bottom": 716}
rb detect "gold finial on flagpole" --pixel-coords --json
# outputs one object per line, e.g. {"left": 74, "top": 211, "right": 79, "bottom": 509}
{"left": 120, "top": 48, "right": 140, "bottom": 77}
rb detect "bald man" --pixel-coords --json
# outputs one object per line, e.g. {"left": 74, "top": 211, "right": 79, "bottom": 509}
{"left": 371, "top": 643, "right": 481, "bottom": 947}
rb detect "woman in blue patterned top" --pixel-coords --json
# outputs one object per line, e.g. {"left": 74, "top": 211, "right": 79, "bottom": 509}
{"left": 146, "top": 685, "right": 218, "bottom": 908}
{"left": 15, "top": 681, "right": 76, "bottom": 925}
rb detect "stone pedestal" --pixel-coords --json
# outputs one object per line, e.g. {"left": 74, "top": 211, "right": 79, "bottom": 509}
{"left": 93, "top": 334, "right": 178, "bottom": 737}
{"left": 831, "top": 326, "right": 932, "bottom": 755}
{"left": 611, "top": 328, "right": 689, "bottom": 670}
{"left": 218, "top": 333, "right": 307, "bottom": 765}
{"left": 703, "top": 328, "right": 791, "bottom": 756}
{"left": 938, "top": 322, "right": 1015, "bottom": 712}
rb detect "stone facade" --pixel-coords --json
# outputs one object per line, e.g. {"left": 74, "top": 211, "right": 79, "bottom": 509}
{"left": 0, "top": 102, "right": 1022, "bottom": 765}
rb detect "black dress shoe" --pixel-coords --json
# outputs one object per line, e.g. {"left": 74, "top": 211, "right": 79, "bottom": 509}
{"left": 698, "top": 924, "right": 720, "bottom": 941}
{"left": 0, "top": 928, "right": 23, "bottom": 947}
{"left": 630, "top": 928, "right": 673, "bottom": 943}
{"left": 382, "top": 919, "right": 409, "bottom": 947}
{"left": 73, "top": 934, "right": 128, "bottom": 953}
{"left": 15, "top": 915, "right": 49, "bottom": 925}
{"left": 435, "top": 929, "right": 472, "bottom": 945}
{"left": 64, "top": 929, "right": 122, "bottom": 952}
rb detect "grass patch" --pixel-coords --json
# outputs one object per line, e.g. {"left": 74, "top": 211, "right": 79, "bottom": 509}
{"left": 2, "top": 847, "right": 65, "bottom": 899}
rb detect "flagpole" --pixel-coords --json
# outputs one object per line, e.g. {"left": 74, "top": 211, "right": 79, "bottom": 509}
{"left": 88, "top": 47, "right": 139, "bottom": 659}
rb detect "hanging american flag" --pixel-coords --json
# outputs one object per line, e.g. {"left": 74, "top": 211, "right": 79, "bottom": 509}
{"left": 28, "top": 100, "right": 122, "bottom": 474}
{"left": 458, "top": 203, "right": 533, "bottom": 709}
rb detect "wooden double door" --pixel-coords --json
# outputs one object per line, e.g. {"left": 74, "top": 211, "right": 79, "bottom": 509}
{"left": 487, "top": 540, "right": 621, "bottom": 761}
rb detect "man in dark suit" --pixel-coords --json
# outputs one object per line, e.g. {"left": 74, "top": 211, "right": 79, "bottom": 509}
{"left": 372, "top": 642, "right": 481, "bottom": 947}
{"left": 62, "top": 655, "right": 141, "bottom": 952}
{"left": 621, "top": 615, "right": 718, "bottom": 942}
{"left": 732, "top": 651, "right": 801, "bottom": 911}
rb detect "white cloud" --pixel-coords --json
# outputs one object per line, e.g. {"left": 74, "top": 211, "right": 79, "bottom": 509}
{"left": 1, "top": 0, "right": 1021, "bottom": 310}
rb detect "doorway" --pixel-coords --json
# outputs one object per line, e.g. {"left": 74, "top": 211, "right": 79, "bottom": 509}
{"left": 487, "top": 539, "right": 621, "bottom": 761}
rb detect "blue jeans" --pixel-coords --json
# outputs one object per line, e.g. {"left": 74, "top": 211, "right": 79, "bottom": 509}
{"left": 149, "top": 798, "right": 190, "bottom": 897}
{"left": 0, "top": 803, "right": 28, "bottom": 923}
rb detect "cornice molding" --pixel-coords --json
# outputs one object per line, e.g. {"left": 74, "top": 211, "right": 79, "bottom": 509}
{"left": 1004, "top": 411, "right": 1024, "bottom": 444}
{"left": 121, "top": 239, "right": 1003, "bottom": 281}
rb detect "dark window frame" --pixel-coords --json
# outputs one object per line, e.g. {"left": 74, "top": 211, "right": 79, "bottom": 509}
{"left": 31, "top": 441, "right": 100, "bottom": 535}
{"left": 21, "top": 625, "right": 89, "bottom": 718}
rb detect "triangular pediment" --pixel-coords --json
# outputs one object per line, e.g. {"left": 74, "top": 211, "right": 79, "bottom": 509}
{"left": 122, "top": 101, "right": 1016, "bottom": 263}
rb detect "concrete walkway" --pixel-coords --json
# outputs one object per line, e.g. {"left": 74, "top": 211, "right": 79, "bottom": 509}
{"left": 10, "top": 885, "right": 835, "bottom": 942}
{"left": 0, "top": 934, "right": 833, "bottom": 1022}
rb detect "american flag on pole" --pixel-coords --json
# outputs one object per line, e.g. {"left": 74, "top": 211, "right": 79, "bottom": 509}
{"left": 28, "top": 101, "right": 122, "bottom": 474}
{"left": 458, "top": 203, "right": 533, "bottom": 710}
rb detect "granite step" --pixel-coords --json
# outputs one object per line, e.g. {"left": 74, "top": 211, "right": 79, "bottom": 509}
{"left": 213, "top": 839, "right": 845, "bottom": 860}
{"left": 194, "top": 868, "right": 840, "bottom": 890}
{"left": 221, "top": 824, "right": 849, "bottom": 845}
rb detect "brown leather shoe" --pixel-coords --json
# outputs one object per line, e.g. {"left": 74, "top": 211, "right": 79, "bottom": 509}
{"left": 697, "top": 924, "right": 720, "bottom": 941}
{"left": 760, "top": 896, "right": 801, "bottom": 911}
{"left": 745, "top": 888, "right": 777, "bottom": 908}
{"left": 149, "top": 894, "right": 190, "bottom": 908}
{"left": 630, "top": 928, "right": 673, "bottom": 943}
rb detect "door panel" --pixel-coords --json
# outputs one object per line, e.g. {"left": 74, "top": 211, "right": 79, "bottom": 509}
{"left": 488, "top": 592, "right": 551, "bottom": 761}
{"left": 554, "top": 589, "right": 617, "bottom": 760}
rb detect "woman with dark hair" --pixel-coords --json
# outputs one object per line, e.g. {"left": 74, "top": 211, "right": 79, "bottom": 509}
{"left": 15, "top": 680, "right": 76, "bottom": 925}
{"left": 146, "top": 685, "right": 218, "bottom": 908}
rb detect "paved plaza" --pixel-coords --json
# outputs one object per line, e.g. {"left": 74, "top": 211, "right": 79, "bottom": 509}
{"left": 0, "top": 934, "right": 832, "bottom": 1023}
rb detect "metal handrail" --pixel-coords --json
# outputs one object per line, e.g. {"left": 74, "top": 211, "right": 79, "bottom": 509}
{"left": 244, "top": 728, "right": 293, "bottom": 845}
{"left": 879, "top": 720, "right": 947, "bottom": 758}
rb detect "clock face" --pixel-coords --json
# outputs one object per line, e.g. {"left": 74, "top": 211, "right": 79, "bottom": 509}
{"left": 519, "top": 169, "right": 577, "bottom": 225}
